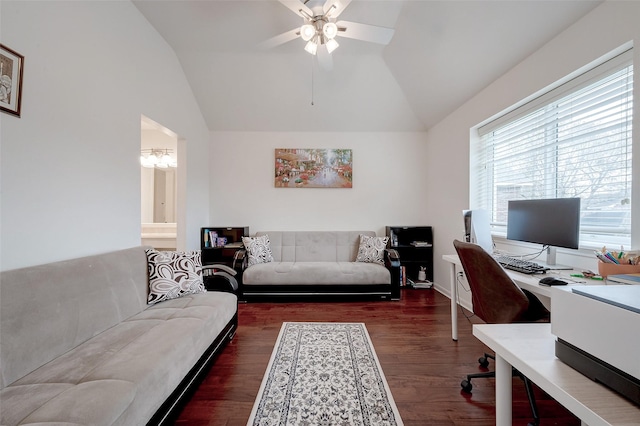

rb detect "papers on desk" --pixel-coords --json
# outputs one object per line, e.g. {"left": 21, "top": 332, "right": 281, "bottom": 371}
{"left": 606, "top": 273, "right": 640, "bottom": 285}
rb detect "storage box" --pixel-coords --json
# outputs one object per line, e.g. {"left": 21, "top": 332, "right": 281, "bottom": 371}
{"left": 597, "top": 261, "right": 640, "bottom": 278}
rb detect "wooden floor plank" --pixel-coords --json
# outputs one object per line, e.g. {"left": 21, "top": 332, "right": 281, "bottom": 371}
{"left": 175, "top": 289, "right": 580, "bottom": 425}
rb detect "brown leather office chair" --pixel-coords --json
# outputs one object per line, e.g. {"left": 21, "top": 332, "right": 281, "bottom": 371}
{"left": 453, "top": 239, "right": 550, "bottom": 426}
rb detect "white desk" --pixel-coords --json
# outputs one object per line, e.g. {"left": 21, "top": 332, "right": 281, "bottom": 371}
{"left": 443, "top": 254, "right": 587, "bottom": 340}
{"left": 473, "top": 323, "right": 640, "bottom": 426}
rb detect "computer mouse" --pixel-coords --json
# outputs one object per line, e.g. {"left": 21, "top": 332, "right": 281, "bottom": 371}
{"left": 539, "top": 277, "right": 568, "bottom": 286}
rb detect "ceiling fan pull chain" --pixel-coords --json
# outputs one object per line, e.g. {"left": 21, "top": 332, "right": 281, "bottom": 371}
{"left": 311, "top": 55, "right": 315, "bottom": 106}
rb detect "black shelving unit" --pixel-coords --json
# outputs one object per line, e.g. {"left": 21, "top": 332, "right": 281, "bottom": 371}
{"left": 200, "top": 227, "right": 249, "bottom": 266}
{"left": 385, "top": 226, "right": 433, "bottom": 283}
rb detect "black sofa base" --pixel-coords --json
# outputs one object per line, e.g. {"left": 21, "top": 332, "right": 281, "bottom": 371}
{"left": 239, "top": 284, "right": 400, "bottom": 302}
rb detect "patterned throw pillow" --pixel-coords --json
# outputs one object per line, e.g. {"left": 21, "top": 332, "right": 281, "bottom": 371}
{"left": 356, "top": 234, "right": 389, "bottom": 264}
{"left": 145, "top": 248, "right": 206, "bottom": 305}
{"left": 242, "top": 235, "right": 274, "bottom": 266}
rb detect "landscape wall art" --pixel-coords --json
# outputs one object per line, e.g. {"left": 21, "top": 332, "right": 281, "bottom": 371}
{"left": 274, "top": 148, "right": 353, "bottom": 188}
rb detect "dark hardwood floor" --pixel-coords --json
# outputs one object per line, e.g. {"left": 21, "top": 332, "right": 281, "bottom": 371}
{"left": 175, "top": 289, "right": 580, "bottom": 425}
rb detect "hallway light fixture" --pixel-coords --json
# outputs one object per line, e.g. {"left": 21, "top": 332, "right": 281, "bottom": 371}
{"left": 140, "top": 148, "right": 177, "bottom": 169}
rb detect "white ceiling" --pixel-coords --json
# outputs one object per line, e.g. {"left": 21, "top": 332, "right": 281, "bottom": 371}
{"left": 133, "top": 0, "right": 602, "bottom": 132}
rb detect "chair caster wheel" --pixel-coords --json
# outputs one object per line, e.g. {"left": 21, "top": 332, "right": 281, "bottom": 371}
{"left": 461, "top": 379, "right": 472, "bottom": 393}
{"left": 478, "top": 356, "right": 490, "bottom": 368}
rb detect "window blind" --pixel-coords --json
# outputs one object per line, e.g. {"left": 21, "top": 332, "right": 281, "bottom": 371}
{"left": 473, "top": 49, "right": 633, "bottom": 248}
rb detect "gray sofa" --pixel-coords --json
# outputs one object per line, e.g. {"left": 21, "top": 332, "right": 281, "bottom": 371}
{"left": 238, "top": 231, "right": 400, "bottom": 300}
{"left": 0, "top": 246, "right": 238, "bottom": 426}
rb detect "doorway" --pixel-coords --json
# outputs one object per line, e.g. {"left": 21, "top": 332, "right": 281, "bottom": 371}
{"left": 140, "top": 116, "right": 180, "bottom": 250}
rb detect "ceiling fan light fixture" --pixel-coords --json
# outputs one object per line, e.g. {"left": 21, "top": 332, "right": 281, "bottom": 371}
{"left": 326, "top": 1, "right": 341, "bottom": 18}
{"left": 323, "top": 22, "right": 338, "bottom": 39}
{"left": 300, "top": 24, "right": 315, "bottom": 41}
{"left": 304, "top": 39, "right": 318, "bottom": 55}
{"left": 326, "top": 38, "right": 339, "bottom": 54}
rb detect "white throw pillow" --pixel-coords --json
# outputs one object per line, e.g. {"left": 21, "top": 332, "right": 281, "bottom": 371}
{"left": 356, "top": 234, "right": 389, "bottom": 265}
{"left": 145, "top": 249, "right": 205, "bottom": 305}
{"left": 242, "top": 235, "right": 274, "bottom": 266}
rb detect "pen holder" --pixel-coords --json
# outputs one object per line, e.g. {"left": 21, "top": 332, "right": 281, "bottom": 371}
{"left": 597, "top": 261, "right": 640, "bottom": 278}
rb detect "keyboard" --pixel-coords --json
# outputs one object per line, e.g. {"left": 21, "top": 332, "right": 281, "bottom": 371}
{"left": 494, "top": 255, "right": 547, "bottom": 275}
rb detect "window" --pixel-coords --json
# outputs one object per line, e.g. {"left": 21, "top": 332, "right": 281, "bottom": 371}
{"left": 474, "top": 49, "right": 633, "bottom": 249}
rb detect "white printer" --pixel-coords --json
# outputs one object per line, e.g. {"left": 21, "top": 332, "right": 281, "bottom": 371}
{"left": 551, "top": 285, "right": 640, "bottom": 405}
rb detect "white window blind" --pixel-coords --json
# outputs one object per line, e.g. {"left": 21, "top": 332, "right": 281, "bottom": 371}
{"left": 474, "top": 49, "right": 633, "bottom": 249}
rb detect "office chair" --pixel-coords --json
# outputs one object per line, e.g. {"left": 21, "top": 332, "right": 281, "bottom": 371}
{"left": 453, "top": 239, "right": 550, "bottom": 426}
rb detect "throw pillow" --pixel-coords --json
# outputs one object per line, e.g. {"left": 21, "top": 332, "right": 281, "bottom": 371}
{"left": 356, "top": 234, "right": 389, "bottom": 265}
{"left": 242, "top": 235, "right": 274, "bottom": 266}
{"left": 145, "top": 248, "right": 206, "bottom": 305}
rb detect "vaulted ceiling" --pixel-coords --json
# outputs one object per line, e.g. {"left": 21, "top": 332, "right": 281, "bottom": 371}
{"left": 133, "top": 0, "right": 602, "bottom": 132}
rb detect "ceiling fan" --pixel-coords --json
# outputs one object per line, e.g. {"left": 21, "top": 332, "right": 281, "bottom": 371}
{"left": 261, "top": 0, "right": 395, "bottom": 69}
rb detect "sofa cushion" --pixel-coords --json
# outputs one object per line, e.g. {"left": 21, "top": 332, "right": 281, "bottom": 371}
{"left": 242, "top": 261, "right": 390, "bottom": 285}
{"left": 256, "top": 231, "right": 376, "bottom": 262}
{"left": 145, "top": 249, "right": 205, "bottom": 305}
{"left": 242, "top": 235, "right": 274, "bottom": 266}
{"left": 0, "top": 247, "right": 149, "bottom": 389}
{"left": 1, "top": 291, "right": 238, "bottom": 426}
{"left": 2, "top": 380, "right": 136, "bottom": 426}
{"left": 356, "top": 234, "right": 389, "bottom": 265}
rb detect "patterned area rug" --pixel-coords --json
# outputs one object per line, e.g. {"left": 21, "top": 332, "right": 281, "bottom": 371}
{"left": 247, "top": 322, "right": 403, "bottom": 425}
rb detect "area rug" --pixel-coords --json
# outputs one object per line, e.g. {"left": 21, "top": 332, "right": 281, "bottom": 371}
{"left": 247, "top": 322, "right": 403, "bottom": 425}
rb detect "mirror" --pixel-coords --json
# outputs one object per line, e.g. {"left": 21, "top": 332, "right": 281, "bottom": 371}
{"left": 143, "top": 167, "right": 176, "bottom": 223}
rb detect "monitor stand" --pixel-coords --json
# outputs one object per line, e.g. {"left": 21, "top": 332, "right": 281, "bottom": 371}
{"left": 539, "top": 246, "right": 573, "bottom": 270}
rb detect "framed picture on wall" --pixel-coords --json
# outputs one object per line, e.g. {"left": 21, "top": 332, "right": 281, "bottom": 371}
{"left": 0, "top": 44, "right": 24, "bottom": 117}
{"left": 275, "top": 148, "right": 353, "bottom": 188}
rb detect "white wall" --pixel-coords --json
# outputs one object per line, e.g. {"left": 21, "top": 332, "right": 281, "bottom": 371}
{"left": 0, "top": 1, "right": 210, "bottom": 270}
{"left": 424, "top": 1, "right": 640, "bottom": 308}
{"left": 209, "top": 131, "right": 429, "bottom": 237}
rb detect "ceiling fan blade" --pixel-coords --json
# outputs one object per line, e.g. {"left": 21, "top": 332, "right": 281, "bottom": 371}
{"left": 278, "top": 0, "right": 314, "bottom": 18}
{"left": 317, "top": 45, "right": 333, "bottom": 71}
{"left": 336, "top": 20, "right": 395, "bottom": 45}
{"left": 258, "top": 28, "right": 300, "bottom": 50}
{"left": 323, "top": 0, "right": 351, "bottom": 19}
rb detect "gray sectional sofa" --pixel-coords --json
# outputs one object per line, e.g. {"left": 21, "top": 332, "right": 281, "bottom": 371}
{"left": 238, "top": 231, "right": 401, "bottom": 300}
{"left": 0, "top": 246, "right": 238, "bottom": 426}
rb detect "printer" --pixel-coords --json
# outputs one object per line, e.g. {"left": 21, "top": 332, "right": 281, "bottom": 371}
{"left": 551, "top": 285, "right": 640, "bottom": 405}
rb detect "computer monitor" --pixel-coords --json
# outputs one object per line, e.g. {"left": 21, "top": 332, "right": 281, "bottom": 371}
{"left": 506, "top": 197, "right": 581, "bottom": 269}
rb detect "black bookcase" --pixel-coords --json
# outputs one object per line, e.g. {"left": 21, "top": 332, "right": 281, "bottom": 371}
{"left": 200, "top": 227, "right": 249, "bottom": 266}
{"left": 385, "top": 226, "right": 433, "bottom": 283}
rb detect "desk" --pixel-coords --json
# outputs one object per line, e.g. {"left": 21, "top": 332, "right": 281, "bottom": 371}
{"left": 443, "top": 254, "right": 586, "bottom": 340}
{"left": 473, "top": 323, "right": 640, "bottom": 426}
